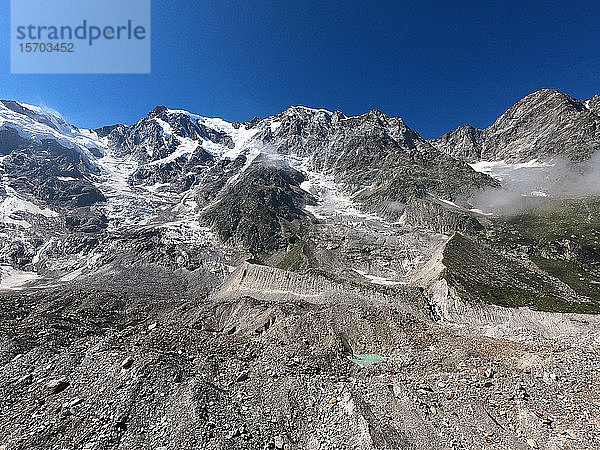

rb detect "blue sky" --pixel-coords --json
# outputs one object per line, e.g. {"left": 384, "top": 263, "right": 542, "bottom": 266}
{"left": 1, "top": 0, "right": 599, "bottom": 138}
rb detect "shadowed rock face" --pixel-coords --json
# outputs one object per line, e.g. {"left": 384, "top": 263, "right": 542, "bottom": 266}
{"left": 431, "top": 89, "right": 600, "bottom": 162}
{"left": 1, "top": 137, "right": 105, "bottom": 210}
{"left": 403, "top": 197, "right": 484, "bottom": 234}
{"left": 204, "top": 161, "right": 314, "bottom": 253}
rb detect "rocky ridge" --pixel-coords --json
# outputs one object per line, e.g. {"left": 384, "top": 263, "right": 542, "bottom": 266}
{"left": 431, "top": 89, "right": 600, "bottom": 163}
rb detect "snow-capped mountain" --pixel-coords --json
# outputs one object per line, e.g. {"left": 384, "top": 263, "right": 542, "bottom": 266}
{"left": 1, "top": 91, "right": 599, "bottom": 309}
{"left": 0, "top": 98, "right": 494, "bottom": 292}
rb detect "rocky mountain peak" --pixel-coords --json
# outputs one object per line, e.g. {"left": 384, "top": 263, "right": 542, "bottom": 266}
{"left": 365, "top": 108, "right": 387, "bottom": 119}
{"left": 430, "top": 89, "right": 600, "bottom": 162}
{"left": 587, "top": 94, "right": 600, "bottom": 114}
{"left": 284, "top": 105, "right": 334, "bottom": 116}
{"left": 432, "top": 124, "right": 484, "bottom": 161}
{"left": 147, "top": 105, "right": 170, "bottom": 119}
{"left": 494, "top": 89, "right": 586, "bottom": 124}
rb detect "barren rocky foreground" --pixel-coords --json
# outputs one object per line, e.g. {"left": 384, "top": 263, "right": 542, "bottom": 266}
{"left": 1, "top": 266, "right": 599, "bottom": 449}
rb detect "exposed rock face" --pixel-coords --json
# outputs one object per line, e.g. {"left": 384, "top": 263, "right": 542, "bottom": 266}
{"left": 104, "top": 106, "right": 234, "bottom": 164}
{"left": 403, "top": 197, "right": 484, "bottom": 234}
{"left": 1, "top": 138, "right": 104, "bottom": 208}
{"left": 431, "top": 89, "right": 600, "bottom": 162}
{"left": 430, "top": 124, "right": 484, "bottom": 161}
{"left": 260, "top": 107, "right": 494, "bottom": 212}
{"left": 204, "top": 161, "right": 314, "bottom": 253}
{"left": 587, "top": 94, "right": 600, "bottom": 115}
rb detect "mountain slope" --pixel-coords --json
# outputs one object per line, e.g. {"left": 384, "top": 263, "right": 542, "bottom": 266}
{"left": 0, "top": 101, "right": 495, "bottom": 291}
{"left": 431, "top": 89, "right": 600, "bottom": 162}
{"left": 0, "top": 95, "right": 598, "bottom": 315}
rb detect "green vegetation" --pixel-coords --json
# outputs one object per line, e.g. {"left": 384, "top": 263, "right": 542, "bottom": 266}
{"left": 442, "top": 229, "right": 600, "bottom": 314}
{"left": 277, "top": 242, "right": 307, "bottom": 271}
{"left": 204, "top": 164, "right": 311, "bottom": 254}
{"left": 481, "top": 197, "right": 600, "bottom": 304}
{"left": 486, "top": 197, "right": 600, "bottom": 255}
{"left": 530, "top": 256, "right": 600, "bottom": 301}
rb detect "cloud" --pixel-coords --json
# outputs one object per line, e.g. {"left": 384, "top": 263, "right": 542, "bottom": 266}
{"left": 468, "top": 151, "right": 600, "bottom": 215}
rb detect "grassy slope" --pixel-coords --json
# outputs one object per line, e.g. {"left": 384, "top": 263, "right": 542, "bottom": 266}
{"left": 441, "top": 197, "right": 600, "bottom": 313}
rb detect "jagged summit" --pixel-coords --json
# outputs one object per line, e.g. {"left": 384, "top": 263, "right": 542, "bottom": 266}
{"left": 146, "top": 104, "right": 170, "bottom": 118}
{"left": 431, "top": 89, "right": 600, "bottom": 162}
{"left": 586, "top": 94, "right": 600, "bottom": 114}
{"left": 285, "top": 105, "right": 335, "bottom": 115}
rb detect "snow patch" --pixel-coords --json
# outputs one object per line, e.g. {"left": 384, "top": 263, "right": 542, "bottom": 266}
{"left": 59, "top": 267, "right": 85, "bottom": 282}
{"left": 353, "top": 269, "right": 406, "bottom": 286}
{"left": 469, "top": 208, "right": 493, "bottom": 216}
{"left": 147, "top": 137, "right": 197, "bottom": 166}
{"left": 294, "top": 162, "right": 381, "bottom": 222}
{"left": 438, "top": 198, "right": 460, "bottom": 208}
{"left": 0, "top": 191, "right": 58, "bottom": 228}
{"left": 165, "top": 108, "right": 260, "bottom": 161}
{"left": 530, "top": 191, "right": 548, "bottom": 197}
{"left": 469, "top": 159, "right": 554, "bottom": 182}
{"left": 0, "top": 102, "right": 104, "bottom": 164}
{"left": 154, "top": 118, "right": 173, "bottom": 138}
{"left": 291, "top": 106, "right": 334, "bottom": 115}
{"left": 16, "top": 102, "right": 44, "bottom": 114}
{"left": 0, "top": 266, "right": 42, "bottom": 291}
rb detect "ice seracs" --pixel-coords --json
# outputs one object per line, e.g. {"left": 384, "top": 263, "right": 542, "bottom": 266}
{"left": 0, "top": 101, "right": 104, "bottom": 163}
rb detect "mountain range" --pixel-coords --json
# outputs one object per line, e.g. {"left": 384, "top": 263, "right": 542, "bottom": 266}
{"left": 1, "top": 89, "right": 599, "bottom": 449}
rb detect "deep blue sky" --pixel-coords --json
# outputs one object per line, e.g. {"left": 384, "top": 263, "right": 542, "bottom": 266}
{"left": 1, "top": 1, "right": 599, "bottom": 138}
